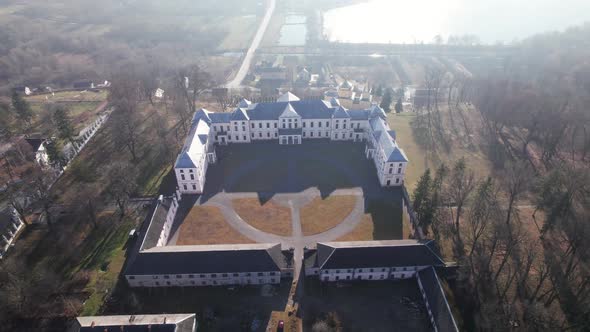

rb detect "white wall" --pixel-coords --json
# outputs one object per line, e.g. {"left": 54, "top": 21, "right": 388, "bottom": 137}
{"left": 126, "top": 270, "right": 282, "bottom": 287}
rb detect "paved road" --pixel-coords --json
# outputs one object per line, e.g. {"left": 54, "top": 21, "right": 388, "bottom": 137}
{"left": 226, "top": 0, "right": 276, "bottom": 89}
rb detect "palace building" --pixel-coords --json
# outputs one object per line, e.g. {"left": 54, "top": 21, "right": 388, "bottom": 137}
{"left": 174, "top": 92, "right": 409, "bottom": 194}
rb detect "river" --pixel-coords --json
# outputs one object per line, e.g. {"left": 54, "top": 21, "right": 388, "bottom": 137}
{"left": 323, "top": 0, "right": 590, "bottom": 44}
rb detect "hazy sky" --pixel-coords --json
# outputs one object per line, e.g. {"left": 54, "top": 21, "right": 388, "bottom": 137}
{"left": 323, "top": 0, "right": 590, "bottom": 44}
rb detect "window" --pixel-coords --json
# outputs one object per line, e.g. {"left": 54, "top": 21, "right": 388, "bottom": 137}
{"left": 349, "top": 133, "right": 353, "bottom": 138}
{"left": 336, "top": 270, "right": 340, "bottom": 273}
{"left": 192, "top": 184, "right": 196, "bottom": 190}
{"left": 257, "top": 272, "right": 263, "bottom": 276}
{"left": 243, "top": 135, "right": 246, "bottom": 140}
{"left": 335, "top": 124, "right": 339, "bottom": 129}
{"left": 267, "top": 123, "right": 270, "bottom": 128}
{"left": 189, "top": 169, "right": 193, "bottom": 173}
{"left": 311, "top": 122, "right": 314, "bottom": 128}
{"left": 311, "top": 132, "right": 314, "bottom": 137}
{"left": 235, "top": 135, "right": 239, "bottom": 140}
{"left": 396, "top": 178, "right": 400, "bottom": 184}
{"left": 318, "top": 122, "right": 321, "bottom": 128}
{"left": 190, "top": 174, "right": 194, "bottom": 180}
{"left": 303, "top": 122, "right": 306, "bottom": 128}
{"left": 222, "top": 273, "right": 228, "bottom": 277}
{"left": 242, "top": 126, "right": 246, "bottom": 131}
{"left": 189, "top": 275, "right": 194, "bottom": 278}
{"left": 200, "top": 274, "right": 206, "bottom": 278}
{"left": 202, "top": 281, "right": 206, "bottom": 285}
{"left": 267, "top": 132, "right": 270, "bottom": 137}
{"left": 335, "top": 133, "right": 339, "bottom": 139}
{"left": 303, "top": 132, "right": 306, "bottom": 137}
{"left": 176, "top": 275, "right": 182, "bottom": 279}
{"left": 288, "top": 119, "right": 292, "bottom": 122}
{"left": 369, "top": 275, "right": 373, "bottom": 280}
{"left": 270, "top": 272, "right": 276, "bottom": 276}
{"left": 251, "top": 123, "right": 255, "bottom": 128}
{"left": 336, "top": 276, "right": 340, "bottom": 281}
{"left": 382, "top": 268, "right": 386, "bottom": 272}
{"left": 233, "top": 273, "right": 239, "bottom": 277}
{"left": 214, "top": 126, "right": 217, "bottom": 131}
{"left": 129, "top": 276, "right": 135, "bottom": 280}
{"left": 180, "top": 169, "right": 184, "bottom": 173}
{"left": 181, "top": 174, "right": 185, "bottom": 180}
{"left": 326, "top": 121, "right": 329, "bottom": 127}
{"left": 326, "top": 131, "right": 329, "bottom": 137}
{"left": 357, "top": 123, "right": 360, "bottom": 129}
{"left": 155, "top": 282, "right": 160, "bottom": 286}
{"left": 191, "top": 281, "right": 195, "bottom": 285}
{"left": 259, "top": 132, "right": 262, "bottom": 138}
{"left": 242, "top": 121, "right": 245, "bottom": 125}
{"left": 211, "top": 274, "right": 217, "bottom": 277}
{"left": 164, "top": 275, "right": 170, "bottom": 279}
{"left": 246, "top": 273, "right": 251, "bottom": 276}
{"left": 398, "top": 168, "right": 402, "bottom": 173}
{"left": 343, "top": 123, "right": 346, "bottom": 129}
{"left": 183, "top": 184, "right": 187, "bottom": 190}
{"left": 251, "top": 133, "right": 255, "bottom": 138}
{"left": 234, "top": 126, "right": 238, "bottom": 131}
{"left": 370, "top": 269, "right": 374, "bottom": 272}
{"left": 389, "top": 168, "right": 393, "bottom": 174}
{"left": 153, "top": 276, "right": 159, "bottom": 279}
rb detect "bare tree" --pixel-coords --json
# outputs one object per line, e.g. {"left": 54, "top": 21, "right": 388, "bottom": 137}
{"left": 446, "top": 158, "right": 476, "bottom": 246}
{"left": 103, "top": 161, "right": 138, "bottom": 217}
{"left": 109, "top": 71, "right": 142, "bottom": 161}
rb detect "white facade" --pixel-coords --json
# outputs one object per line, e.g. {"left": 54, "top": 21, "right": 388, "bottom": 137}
{"left": 175, "top": 92, "right": 408, "bottom": 194}
{"left": 0, "top": 208, "right": 25, "bottom": 258}
{"left": 314, "top": 265, "right": 429, "bottom": 282}
{"left": 126, "top": 270, "right": 281, "bottom": 287}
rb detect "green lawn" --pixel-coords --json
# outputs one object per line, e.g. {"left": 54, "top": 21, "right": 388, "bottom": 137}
{"left": 76, "top": 217, "right": 135, "bottom": 316}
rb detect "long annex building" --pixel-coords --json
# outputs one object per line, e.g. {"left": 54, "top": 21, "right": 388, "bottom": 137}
{"left": 174, "top": 92, "right": 409, "bottom": 194}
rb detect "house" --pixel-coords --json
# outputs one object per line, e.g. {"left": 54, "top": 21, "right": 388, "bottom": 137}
{"left": 174, "top": 91, "right": 409, "bottom": 194}
{"left": 125, "top": 243, "right": 290, "bottom": 287}
{"left": 0, "top": 207, "right": 25, "bottom": 259}
{"left": 25, "top": 138, "right": 49, "bottom": 167}
{"left": 124, "top": 195, "right": 293, "bottom": 288}
{"left": 71, "top": 313, "right": 197, "bottom": 332}
{"left": 304, "top": 240, "right": 446, "bottom": 281}
{"left": 73, "top": 80, "right": 95, "bottom": 89}
{"left": 304, "top": 239, "right": 459, "bottom": 332}
{"left": 155, "top": 88, "right": 165, "bottom": 99}
{"left": 338, "top": 80, "right": 355, "bottom": 99}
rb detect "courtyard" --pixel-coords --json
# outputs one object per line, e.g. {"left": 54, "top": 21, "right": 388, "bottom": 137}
{"left": 302, "top": 279, "right": 431, "bottom": 331}
{"left": 167, "top": 141, "right": 406, "bottom": 247}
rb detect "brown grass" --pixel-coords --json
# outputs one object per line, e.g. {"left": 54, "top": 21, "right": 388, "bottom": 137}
{"left": 300, "top": 195, "right": 356, "bottom": 236}
{"left": 233, "top": 198, "right": 292, "bottom": 236}
{"left": 176, "top": 206, "right": 254, "bottom": 245}
{"left": 336, "top": 214, "right": 374, "bottom": 241}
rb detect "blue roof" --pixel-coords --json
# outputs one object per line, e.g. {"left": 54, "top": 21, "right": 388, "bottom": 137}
{"left": 175, "top": 152, "right": 196, "bottom": 168}
{"left": 387, "top": 130, "right": 397, "bottom": 140}
{"left": 247, "top": 100, "right": 335, "bottom": 120}
{"left": 333, "top": 106, "right": 350, "bottom": 119}
{"left": 387, "top": 147, "right": 408, "bottom": 162}
{"left": 348, "top": 110, "right": 370, "bottom": 120}
{"left": 209, "top": 112, "right": 232, "bottom": 123}
{"left": 230, "top": 108, "right": 249, "bottom": 121}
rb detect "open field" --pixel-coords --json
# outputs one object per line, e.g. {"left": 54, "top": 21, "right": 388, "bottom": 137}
{"left": 233, "top": 198, "right": 292, "bottom": 236}
{"left": 388, "top": 112, "right": 492, "bottom": 192}
{"left": 177, "top": 206, "right": 255, "bottom": 245}
{"left": 300, "top": 195, "right": 356, "bottom": 235}
{"left": 25, "top": 90, "right": 108, "bottom": 102}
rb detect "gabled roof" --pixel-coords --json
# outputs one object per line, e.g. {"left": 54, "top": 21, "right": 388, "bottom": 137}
{"left": 387, "top": 130, "right": 397, "bottom": 140}
{"left": 230, "top": 107, "right": 249, "bottom": 121}
{"left": 238, "top": 98, "right": 251, "bottom": 108}
{"left": 329, "top": 97, "right": 340, "bottom": 107}
{"left": 369, "top": 105, "right": 386, "bottom": 119}
{"left": 340, "top": 80, "right": 353, "bottom": 89}
{"left": 348, "top": 109, "right": 370, "bottom": 121}
{"left": 280, "top": 103, "right": 299, "bottom": 118}
{"left": 332, "top": 106, "right": 350, "bottom": 119}
{"left": 314, "top": 240, "right": 445, "bottom": 269}
{"left": 127, "top": 243, "right": 288, "bottom": 275}
{"left": 277, "top": 91, "right": 300, "bottom": 102}
{"left": 324, "top": 90, "right": 339, "bottom": 98}
{"left": 387, "top": 147, "right": 408, "bottom": 162}
{"left": 209, "top": 112, "right": 232, "bottom": 123}
{"left": 193, "top": 108, "right": 211, "bottom": 125}
{"left": 174, "top": 152, "right": 196, "bottom": 168}
{"left": 25, "top": 138, "right": 46, "bottom": 151}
